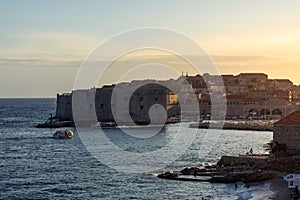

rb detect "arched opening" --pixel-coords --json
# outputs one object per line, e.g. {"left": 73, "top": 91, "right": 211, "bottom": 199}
{"left": 248, "top": 109, "right": 259, "bottom": 119}
{"left": 272, "top": 109, "right": 283, "bottom": 116}
{"left": 260, "top": 109, "right": 271, "bottom": 119}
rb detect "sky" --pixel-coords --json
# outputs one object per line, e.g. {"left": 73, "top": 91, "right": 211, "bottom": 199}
{"left": 1, "top": 0, "right": 300, "bottom": 97}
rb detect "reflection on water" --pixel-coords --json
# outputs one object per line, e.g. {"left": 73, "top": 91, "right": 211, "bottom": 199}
{"left": 0, "top": 99, "right": 272, "bottom": 199}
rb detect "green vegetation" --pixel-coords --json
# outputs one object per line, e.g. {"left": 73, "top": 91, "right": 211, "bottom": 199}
{"left": 263, "top": 140, "right": 287, "bottom": 156}
{"left": 247, "top": 85, "right": 254, "bottom": 89}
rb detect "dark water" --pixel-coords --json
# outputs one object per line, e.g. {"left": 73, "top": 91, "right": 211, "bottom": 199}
{"left": 0, "top": 99, "right": 272, "bottom": 199}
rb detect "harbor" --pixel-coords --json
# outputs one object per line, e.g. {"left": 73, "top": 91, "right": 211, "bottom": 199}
{"left": 1, "top": 98, "right": 298, "bottom": 199}
{"left": 189, "top": 120, "right": 274, "bottom": 131}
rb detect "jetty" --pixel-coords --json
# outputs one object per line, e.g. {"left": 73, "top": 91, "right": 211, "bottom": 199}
{"left": 36, "top": 121, "right": 74, "bottom": 128}
{"left": 189, "top": 121, "right": 273, "bottom": 131}
{"left": 157, "top": 168, "right": 276, "bottom": 183}
{"left": 157, "top": 154, "right": 278, "bottom": 183}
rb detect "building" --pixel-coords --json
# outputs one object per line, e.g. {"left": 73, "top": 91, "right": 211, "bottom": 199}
{"left": 225, "top": 95, "right": 244, "bottom": 118}
{"left": 57, "top": 82, "right": 169, "bottom": 125}
{"left": 186, "top": 74, "right": 207, "bottom": 88}
{"left": 273, "top": 110, "right": 300, "bottom": 155}
{"left": 268, "top": 79, "right": 293, "bottom": 91}
{"left": 237, "top": 73, "right": 268, "bottom": 86}
{"left": 54, "top": 72, "right": 300, "bottom": 123}
{"left": 55, "top": 93, "right": 72, "bottom": 121}
{"left": 224, "top": 84, "right": 247, "bottom": 95}
{"left": 292, "top": 85, "right": 300, "bottom": 102}
{"left": 284, "top": 174, "right": 300, "bottom": 190}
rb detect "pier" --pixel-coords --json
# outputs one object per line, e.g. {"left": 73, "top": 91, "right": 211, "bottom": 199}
{"left": 189, "top": 121, "right": 273, "bottom": 131}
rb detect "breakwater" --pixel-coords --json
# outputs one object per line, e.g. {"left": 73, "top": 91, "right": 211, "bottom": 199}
{"left": 157, "top": 155, "right": 277, "bottom": 183}
{"left": 217, "top": 155, "right": 269, "bottom": 167}
{"left": 189, "top": 121, "right": 273, "bottom": 131}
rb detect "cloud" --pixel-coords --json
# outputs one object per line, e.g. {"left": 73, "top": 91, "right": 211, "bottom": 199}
{"left": 0, "top": 31, "right": 103, "bottom": 67}
{"left": 0, "top": 56, "right": 80, "bottom": 67}
{"left": 210, "top": 55, "right": 285, "bottom": 63}
{"left": 17, "top": 31, "right": 101, "bottom": 52}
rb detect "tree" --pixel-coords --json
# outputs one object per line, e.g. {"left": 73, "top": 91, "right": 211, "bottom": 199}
{"left": 263, "top": 140, "right": 287, "bottom": 157}
{"left": 247, "top": 85, "right": 254, "bottom": 89}
{"left": 263, "top": 140, "right": 274, "bottom": 153}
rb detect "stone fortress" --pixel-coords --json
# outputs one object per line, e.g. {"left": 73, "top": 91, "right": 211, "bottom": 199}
{"left": 54, "top": 72, "right": 300, "bottom": 124}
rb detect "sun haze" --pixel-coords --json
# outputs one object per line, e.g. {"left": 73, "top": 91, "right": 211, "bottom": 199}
{"left": 1, "top": 0, "right": 300, "bottom": 97}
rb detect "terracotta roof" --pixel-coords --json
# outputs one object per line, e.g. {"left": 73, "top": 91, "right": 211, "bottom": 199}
{"left": 275, "top": 110, "right": 300, "bottom": 125}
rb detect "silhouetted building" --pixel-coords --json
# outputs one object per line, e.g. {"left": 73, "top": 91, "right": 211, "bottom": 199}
{"left": 273, "top": 110, "right": 300, "bottom": 155}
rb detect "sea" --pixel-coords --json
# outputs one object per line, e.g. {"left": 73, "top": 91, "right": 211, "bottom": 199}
{"left": 0, "top": 98, "right": 275, "bottom": 199}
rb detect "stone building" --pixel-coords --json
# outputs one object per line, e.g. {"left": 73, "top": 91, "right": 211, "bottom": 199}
{"left": 268, "top": 79, "right": 293, "bottom": 91}
{"left": 95, "top": 85, "right": 114, "bottom": 122}
{"left": 237, "top": 73, "right": 268, "bottom": 85}
{"left": 57, "top": 83, "right": 169, "bottom": 125}
{"left": 55, "top": 93, "right": 72, "bottom": 120}
{"left": 72, "top": 88, "right": 97, "bottom": 122}
{"left": 186, "top": 74, "right": 207, "bottom": 88}
{"left": 225, "top": 95, "right": 244, "bottom": 118}
{"left": 113, "top": 83, "right": 169, "bottom": 125}
{"left": 224, "top": 84, "right": 247, "bottom": 95}
{"left": 292, "top": 85, "right": 300, "bottom": 102}
{"left": 54, "top": 72, "right": 300, "bottom": 122}
{"left": 273, "top": 110, "right": 300, "bottom": 154}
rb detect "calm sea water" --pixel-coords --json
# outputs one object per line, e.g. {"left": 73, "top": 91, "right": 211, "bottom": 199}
{"left": 0, "top": 98, "right": 273, "bottom": 199}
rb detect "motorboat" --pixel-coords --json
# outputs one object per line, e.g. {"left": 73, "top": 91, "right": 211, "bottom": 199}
{"left": 53, "top": 130, "right": 74, "bottom": 139}
{"left": 166, "top": 117, "right": 180, "bottom": 124}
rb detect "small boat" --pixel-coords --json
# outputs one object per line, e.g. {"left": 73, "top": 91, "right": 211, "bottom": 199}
{"left": 53, "top": 130, "right": 74, "bottom": 139}
{"left": 166, "top": 117, "right": 180, "bottom": 124}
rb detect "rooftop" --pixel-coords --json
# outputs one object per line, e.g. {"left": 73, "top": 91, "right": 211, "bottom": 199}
{"left": 238, "top": 73, "right": 268, "bottom": 76}
{"left": 275, "top": 110, "right": 300, "bottom": 125}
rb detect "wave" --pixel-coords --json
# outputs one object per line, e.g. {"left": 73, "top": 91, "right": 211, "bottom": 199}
{"left": 0, "top": 117, "right": 30, "bottom": 123}
{"left": 235, "top": 181, "right": 275, "bottom": 200}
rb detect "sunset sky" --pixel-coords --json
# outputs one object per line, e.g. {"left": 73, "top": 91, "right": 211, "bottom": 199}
{"left": 1, "top": 0, "right": 300, "bottom": 97}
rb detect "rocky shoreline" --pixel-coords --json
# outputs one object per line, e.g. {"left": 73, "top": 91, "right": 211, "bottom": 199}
{"left": 157, "top": 154, "right": 293, "bottom": 184}
{"left": 157, "top": 164, "right": 277, "bottom": 184}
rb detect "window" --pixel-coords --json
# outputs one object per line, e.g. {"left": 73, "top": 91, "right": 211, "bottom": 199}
{"left": 100, "top": 104, "right": 104, "bottom": 109}
{"left": 155, "top": 97, "right": 158, "bottom": 102}
{"left": 140, "top": 97, "right": 143, "bottom": 101}
{"left": 140, "top": 105, "right": 144, "bottom": 110}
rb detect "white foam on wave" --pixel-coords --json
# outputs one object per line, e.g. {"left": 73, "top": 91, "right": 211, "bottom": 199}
{"left": 236, "top": 181, "right": 275, "bottom": 200}
{"left": 250, "top": 189, "right": 275, "bottom": 200}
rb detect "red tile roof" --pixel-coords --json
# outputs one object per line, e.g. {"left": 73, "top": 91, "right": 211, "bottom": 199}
{"left": 275, "top": 110, "right": 300, "bottom": 125}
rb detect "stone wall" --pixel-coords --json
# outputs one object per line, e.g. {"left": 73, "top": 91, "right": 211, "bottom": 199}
{"left": 273, "top": 124, "right": 300, "bottom": 153}
{"left": 55, "top": 93, "right": 73, "bottom": 121}
{"left": 55, "top": 83, "right": 169, "bottom": 124}
{"left": 217, "top": 155, "right": 268, "bottom": 167}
